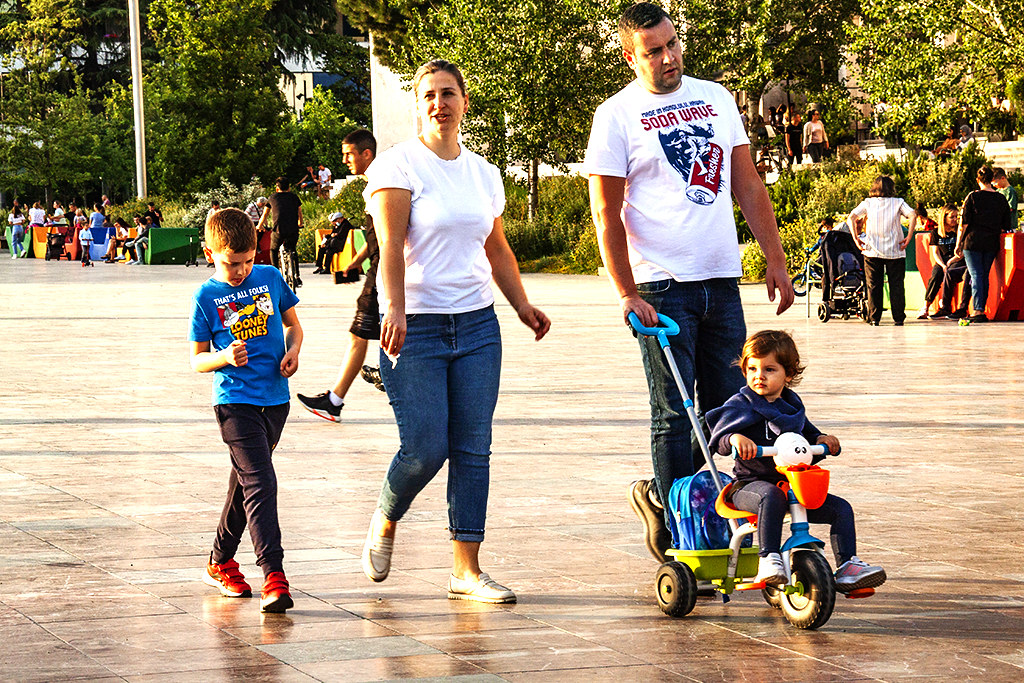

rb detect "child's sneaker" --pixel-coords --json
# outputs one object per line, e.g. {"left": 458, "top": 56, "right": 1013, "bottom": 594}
{"left": 834, "top": 556, "right": 886, "bottom": 593}
{"left": 203, "top": 555, "right": 252, "bottom": 597}
{"left": 755, "top": 552, "right": 787, "bottom": 586}
{"left": 260, "top": 571, "right": 293, "bottom": 613}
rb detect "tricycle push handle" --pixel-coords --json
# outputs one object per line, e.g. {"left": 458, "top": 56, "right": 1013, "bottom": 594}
{"left": 756, "top": 444, "right": 830, "bottom": 457}
{"left": 627, "top": 312, "right": 680, "bottom": 338}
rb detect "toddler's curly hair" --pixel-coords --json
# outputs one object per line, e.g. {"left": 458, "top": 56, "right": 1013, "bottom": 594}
{"left": 737, "top": 330, "right": 805, "bottom": 386}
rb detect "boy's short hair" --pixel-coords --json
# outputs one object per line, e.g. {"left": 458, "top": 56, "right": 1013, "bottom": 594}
{"left": 618, "top": 2, "right": 672, "bottom": 53}
{"left": 206, "top": 207, "right": 257, "bottom": 253}
{"left": 738, "top": 330, "right": 805, "bottom": 386}
{"left": 343, "top": 128, "right": 377, "bottom": 156}
{"left": 992, "top": 167, "right": 1007, "bottom": 180}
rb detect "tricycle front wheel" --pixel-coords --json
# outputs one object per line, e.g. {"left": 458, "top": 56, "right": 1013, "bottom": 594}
{"left": 781, "top": 551, "right": 836, "bottom": 630}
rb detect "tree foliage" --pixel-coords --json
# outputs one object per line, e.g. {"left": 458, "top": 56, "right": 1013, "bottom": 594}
{"left": 387, "top": 0, "right": 629, "bottom": 172}
{"left": 849, "top": 0, "right": 1024, "bottom": 147}
{"left": 144, "top": 0, "right": 292, "bottom": 194}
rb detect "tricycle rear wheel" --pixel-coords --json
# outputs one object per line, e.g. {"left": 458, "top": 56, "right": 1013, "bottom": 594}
{"left": 655, "top": 561, "right": 698, "bottom": 617}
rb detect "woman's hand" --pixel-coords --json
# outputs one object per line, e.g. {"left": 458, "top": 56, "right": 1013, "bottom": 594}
{"left": 516, "top": 303, "right": 550, "bottom": 341}
{"left": 730, "top": 434, "right": 758, "bottom": 460}
{"left": 381, "top": 307, "right": 406, "bottom": 356}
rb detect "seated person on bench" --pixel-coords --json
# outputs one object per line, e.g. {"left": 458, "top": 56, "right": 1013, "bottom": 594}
{"left": 312, "top": 212, "right": 355, "bottom": 274}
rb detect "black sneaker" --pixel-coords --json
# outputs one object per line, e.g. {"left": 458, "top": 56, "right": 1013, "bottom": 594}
{"left": 947, "top": 310, "right": 967, "bottom": 320}
{"left": 628, "top": 479, "right": 671, "bottom": 563}
{"left": 930, "top": 308, "right": 951, "bottom": 319}
{"left": 360, "top": 365, "right": 385, "bottom": 392}
{"left": 297, "top": 391, "right": 342, "bottom": 422}
{"left": 968, "top": 313, "right": 988, "bottom": 323}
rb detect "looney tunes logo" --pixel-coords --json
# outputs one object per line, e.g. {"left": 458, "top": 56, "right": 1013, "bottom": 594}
{"left": 217, "top": 292, "right": 275, "bottom": 341}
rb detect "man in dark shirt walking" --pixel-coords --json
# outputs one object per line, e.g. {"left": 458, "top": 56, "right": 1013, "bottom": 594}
{"left": 257, "top": 177, "right": 304, "bottom": 275}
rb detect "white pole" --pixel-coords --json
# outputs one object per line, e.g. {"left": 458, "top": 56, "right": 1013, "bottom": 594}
{"left": 128, "top": 0, "right": 147, "bottom": 199}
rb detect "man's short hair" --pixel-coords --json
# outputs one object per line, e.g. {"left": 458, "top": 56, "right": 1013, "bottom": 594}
{"left": 993, "top": 167, "right": 1007, "bottom": 180}
{"left": 205, "top": 207, "right": 257, "bottom": 254}
{"left": 343, "top": 128, "right": 377, "bottom": 156}
{"left": 618, "top": 2, "right": 672, "bottom": 53}
{"left": 276, "top": 176, "right": 289, "bottom": 190}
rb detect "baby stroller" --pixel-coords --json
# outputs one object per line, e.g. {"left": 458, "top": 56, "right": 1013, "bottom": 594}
{"left": 45, "top": 228, "right": 72, "bottom": 261}
{"left": 817, "top": 231, "right": 867, "bottom": 322}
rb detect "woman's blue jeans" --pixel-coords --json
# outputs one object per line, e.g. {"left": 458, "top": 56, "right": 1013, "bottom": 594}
{"left": 377, "top": 305, "right": 501, "bottom": 543}
{"left": 964, "top": 249, "right": 997, "bottom": 314}
{"left": 11, "top": 226, "right": 25, "bottom": 256}
{"left": 635, "top": 278, "right": 747, "bottom": 523}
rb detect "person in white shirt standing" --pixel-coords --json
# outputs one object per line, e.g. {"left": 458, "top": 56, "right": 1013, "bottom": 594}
{"left": 846, "top": 175, "right": 918, "bottom": 326}
{"left": 359, "top": 59, "right": 549, "bottom": 605}
{"left": 316, "top": 164, "right": 332, "bottom": 199}
{"left": 584, "top": 2, "right": 793, "bottom": 564}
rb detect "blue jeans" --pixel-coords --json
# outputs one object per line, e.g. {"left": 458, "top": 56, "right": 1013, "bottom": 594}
{"left": 377, "top": 305, "right": 501, "bottom": 542}
{"left": 964, "top": 249, "right": 997, "bottom": 314}
{"left": 11, "top": 225, "right": 25, "bottom": 256}
{"left": 635, "top": 278, "right": 747, "bottom": 522}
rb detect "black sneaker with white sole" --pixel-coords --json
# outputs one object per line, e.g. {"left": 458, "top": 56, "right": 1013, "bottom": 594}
{"left": 297, "top": 391, "right": 342, "bottom": 422}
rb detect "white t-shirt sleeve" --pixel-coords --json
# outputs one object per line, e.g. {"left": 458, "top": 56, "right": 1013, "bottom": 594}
{"left": 488, "top": 164, "right": 506, "bottom": 218}
{"left": 582, "top": 102, "right": 628, "bottom": 178}
{"left": 898, "top": 199, "right": 915, "bottom": 218}
{"left": 363, "top": 148, "right": 420, "bottom": 203}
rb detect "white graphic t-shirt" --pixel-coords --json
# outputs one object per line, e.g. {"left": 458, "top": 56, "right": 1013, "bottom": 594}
{"left": 583, "top": 76, "right": 748, "bottom": 284}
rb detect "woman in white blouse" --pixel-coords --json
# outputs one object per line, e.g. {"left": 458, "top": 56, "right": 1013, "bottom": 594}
{"left": 360, "top": 60, "right": 550, "bottom": 604}
{"left": 802, "top": 110, "right": 830, "bottom": 163}
{"left": 847, "top": 176, "right": 918, "bottom": 325}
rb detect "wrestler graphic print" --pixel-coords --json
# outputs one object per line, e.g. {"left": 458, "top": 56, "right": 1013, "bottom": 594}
{"left": 659, "top": 123, "right": 724, "bottom": 206}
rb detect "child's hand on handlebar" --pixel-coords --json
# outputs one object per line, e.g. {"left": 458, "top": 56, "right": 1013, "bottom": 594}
{"left": 816, "top": 434, "right": 840, "bottom": 455}
{"left": 730, "top": 433, "right": 759, "bottom": 460}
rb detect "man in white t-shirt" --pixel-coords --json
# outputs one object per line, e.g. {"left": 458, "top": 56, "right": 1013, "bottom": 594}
{"left": 583, "top": 2, "right": 793, "bottom": 563}
{"left": 317, "top": 164, "right": 332, "bottom": 199}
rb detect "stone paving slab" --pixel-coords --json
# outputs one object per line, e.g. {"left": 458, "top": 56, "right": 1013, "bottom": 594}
{"left": 1, "top": 258, "right": 1023, "bottom": 681}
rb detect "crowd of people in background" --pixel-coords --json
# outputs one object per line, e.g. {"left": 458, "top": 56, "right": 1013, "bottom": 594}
{"left": 5, "top": 197, "right": 163, "bottom": 266}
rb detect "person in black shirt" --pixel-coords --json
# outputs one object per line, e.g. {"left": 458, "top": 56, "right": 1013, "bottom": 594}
{"left": 143, "top": 202, "right": 163, "bottom": 228}
{"left": 785, "top": 112, "right": 803, "bottom": 166}
{"left": 956, "top": 166, "right": 1012, "bottom": 322}
{"left": 257, "top": 177, "right": 304, "bottom": 271}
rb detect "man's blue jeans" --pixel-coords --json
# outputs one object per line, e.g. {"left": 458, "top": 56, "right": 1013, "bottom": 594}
{"left": 964, "top": 249, "right": 997, "bottom": 314}
{"left": 635, "top": 278, "right": 747, "bottom": 522}
{"left": 377, "top": 305, "right": 501, "bottom": 543}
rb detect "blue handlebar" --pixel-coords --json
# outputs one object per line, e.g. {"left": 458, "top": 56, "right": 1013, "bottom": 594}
{"left": 627, "top": 312, "right": 680, "bottom": 338}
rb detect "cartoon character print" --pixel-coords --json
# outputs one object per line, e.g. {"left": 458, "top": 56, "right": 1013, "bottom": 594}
{"left": 216, "top": 295, "right": 271, "bottom": 341}
{"left": 254, "top": 292, "right": 274, "bottom": 316}
{"left": 658, "top": 122, "right": 725, "bottom": 206}
{"left": 218, "top": 302, "right": 241, "bottom": 328}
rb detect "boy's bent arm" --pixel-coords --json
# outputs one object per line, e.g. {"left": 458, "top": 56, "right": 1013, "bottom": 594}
{"left": 190, "top": 340, "right": 246, "bottom": 373}
{"left": 280, "top": 306, "right": 302, "bottom": 377}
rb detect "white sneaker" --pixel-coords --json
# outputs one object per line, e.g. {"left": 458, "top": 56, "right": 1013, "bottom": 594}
{"left": 447, "top": 573, "right": 516, "bottom": 604}
{"left": 834, "top": 556, "right": 886, "bottom": 593}
{"left": 361, "top": 514, "right": 393, "bottom": 583}
{"left": 756, "top": 552, "right": 787, "bottom": 586}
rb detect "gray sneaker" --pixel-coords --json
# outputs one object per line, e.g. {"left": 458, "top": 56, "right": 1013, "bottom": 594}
{"left": 628, "top": 479, "right": 671, "bottom": 562}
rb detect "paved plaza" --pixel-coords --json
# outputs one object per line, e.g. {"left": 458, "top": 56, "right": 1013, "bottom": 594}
{"left": 2, "top": 258, "right": 1023, "bottom": 682}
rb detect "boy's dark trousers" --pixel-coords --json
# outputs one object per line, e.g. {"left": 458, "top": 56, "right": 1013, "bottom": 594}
{"left": 212, "top": 403, "right": 289, "bottom": 577}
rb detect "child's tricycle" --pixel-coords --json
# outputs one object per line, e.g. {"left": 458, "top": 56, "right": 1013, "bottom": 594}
{"left": 628, "top": 313, "right": 873, "bottom": 630}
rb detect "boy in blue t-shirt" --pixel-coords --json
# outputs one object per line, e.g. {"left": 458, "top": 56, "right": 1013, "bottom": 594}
{"left": 189, "top": 208, "right": 303, "bottom": 613}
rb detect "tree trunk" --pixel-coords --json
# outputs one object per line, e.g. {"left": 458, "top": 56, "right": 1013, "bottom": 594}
{"left": 528, "top": 158, "right": 539, "bottom": 222}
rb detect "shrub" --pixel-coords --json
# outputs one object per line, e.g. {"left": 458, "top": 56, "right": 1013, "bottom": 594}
{"left": 908, "top": 159, "right": 965, "bottom": 207}
{"left": 569, "top": 223, "right": 602, "bottom": 274}
{"left": 741, "top": 218, "right": 817, "bottom": 281}
{"left": 180, "top": 178, "right": 265, "bottom": 230}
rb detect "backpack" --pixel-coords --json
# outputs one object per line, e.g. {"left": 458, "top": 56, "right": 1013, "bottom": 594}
{"left": 667, "top": 470, "right": 736, "bottom": 551}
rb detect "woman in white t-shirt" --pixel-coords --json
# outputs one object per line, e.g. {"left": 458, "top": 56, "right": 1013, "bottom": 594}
{"left": 8, "top": 204, "right": 26, "bottom": 258}
{"left": 360, "top": 60, "right": 550, "bottom": 604}
{"left": 28, "top": 201, "right": 47, "bottom": 227}
{"left": 846, "top": 175, "right": 918, "bottom": 325}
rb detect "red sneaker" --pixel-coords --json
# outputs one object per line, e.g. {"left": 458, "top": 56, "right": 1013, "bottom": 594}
{"left": 203, "top": 556, "right": 252, "bottom": 597}
{"left": 260, "top": 571, "right": 293, "bottom": 613}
